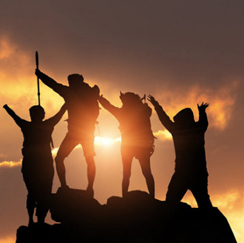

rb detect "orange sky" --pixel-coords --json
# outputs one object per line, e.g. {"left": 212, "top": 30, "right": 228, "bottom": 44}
{"left": 0, "top": 1, "right": 244, "bottom": 242}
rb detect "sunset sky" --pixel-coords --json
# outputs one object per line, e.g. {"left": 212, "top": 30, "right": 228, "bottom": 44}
{"left": 0, "top": 1, "right": 244, "bottom": 242}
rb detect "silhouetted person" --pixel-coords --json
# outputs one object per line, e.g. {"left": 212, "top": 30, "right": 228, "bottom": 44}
{"left": 99, "top": 92, "right": 155, "bottom": 198}
{"left": 148, "top": 95, "right": 212, "bottom": 209}
{"left": 35, "top": 69, "right": 100, "bottom": 196}
{"left": 3, "top": 104, "right": 66, "bottom": 226}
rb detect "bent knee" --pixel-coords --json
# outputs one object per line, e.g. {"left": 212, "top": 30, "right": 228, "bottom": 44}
{"left": 55, "top": 154, "right": 65, "bottom": 164}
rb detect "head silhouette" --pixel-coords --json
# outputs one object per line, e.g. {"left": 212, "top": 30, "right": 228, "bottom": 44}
{"left": 68, "top": 74, "right": 84, "bottom": 89}
{"left": 120, "top": 92, "right": 142, "bottom": 107}
{"left": 173, "top": 108, "right": 194, "bottom": 127}
{"left": 29, "top": 105, "right": 45, "bottom": 122}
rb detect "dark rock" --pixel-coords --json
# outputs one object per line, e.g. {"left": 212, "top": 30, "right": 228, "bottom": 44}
{"left": 16, "top": 189, "right": 237, "bottom": 243}
{"left": 16, "top": 223, "right": 69, "bottom": 243}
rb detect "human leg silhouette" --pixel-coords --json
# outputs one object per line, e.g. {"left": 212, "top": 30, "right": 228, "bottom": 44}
{"left": 85, "top": 155, "right": 96, "bottom": 197}
{"left": 166, "top": 172, "right": 188, "bottom": 205}
{"left": 36, "top": 177, "right": 53, "bottom": 224}
{"left": 55, "top": 155, "right": 67, "bottom": 188}
{"left": 55, "top": 133, "right": 78, "bottom": 188}
{"left": 23, "top": 173, "right": 37, "bottom": 226}
{"left": 139, "top": 157, "right": 155, "bottom": 198}
{"left": 190, "top": 176, "right": 212, "bottom": 209}
{"left": 26, "top": 194, "right": 36, "bottom": 227}
{"left": 122, "top": 154, "right": 133, "bottom": 197}
{"left": 82, "top": 136, "right": 96, "bottom": 197}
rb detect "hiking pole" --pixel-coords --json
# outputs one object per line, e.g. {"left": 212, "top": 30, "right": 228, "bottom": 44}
{"left": 36, "top": 51, "right": 41, "bottom": 106}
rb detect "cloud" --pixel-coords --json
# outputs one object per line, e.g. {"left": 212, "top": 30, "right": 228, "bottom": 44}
{"left": 214, "top": 191, "right": 241, "bottom": 210}
{"left": 153, "top": 130, "right": 172, "bottom": 141}
{"left": 0, "top": 36, "right": 14, "bottom": 59}
{"left": 212, "top": 190, "right": 244, "bottom": 242}
{"left": 152, "top": 81, "right": 238, "bottom": 131}
{"left": 0, "top": 160, "right": 21, "bottom": 168}
{"left": 0, "top": 36, "right": 38, "bottom": 107}
{"left": 0, "top": 36, "right": 66, "bottom": 121}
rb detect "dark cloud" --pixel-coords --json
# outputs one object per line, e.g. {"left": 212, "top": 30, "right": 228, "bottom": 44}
{"left": 1, "top": 0, "right": 244, "bottom": 86}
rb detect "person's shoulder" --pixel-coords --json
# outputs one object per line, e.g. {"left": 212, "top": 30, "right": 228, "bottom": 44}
{"left": 20, "top": 120, "right": 31, "bottom": 128}
{"left": 42, "top": 118, "right": 56, "bottom": 127}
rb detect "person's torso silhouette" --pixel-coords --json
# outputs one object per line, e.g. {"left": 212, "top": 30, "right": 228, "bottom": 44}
{"left": 3, "top": 104, "right": 66, "bottom": 225}
{"left": 99, "top": 92, "right": 155, "bottom": 197}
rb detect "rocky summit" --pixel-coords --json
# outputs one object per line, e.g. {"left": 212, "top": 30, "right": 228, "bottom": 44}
{"left": 16, "top": 188, "right": 237, "bottom": 243}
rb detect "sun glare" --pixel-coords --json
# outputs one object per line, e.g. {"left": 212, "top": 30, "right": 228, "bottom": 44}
{"left": 153, "top": 130, "right": 172, "bottom": 141}
{"left": 95, "top": 136, "right": 121, "bottom": 147}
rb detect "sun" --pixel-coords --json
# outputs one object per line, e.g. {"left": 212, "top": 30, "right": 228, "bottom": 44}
{"left": 94, "top": 136, "right": 121, "bottom": 147}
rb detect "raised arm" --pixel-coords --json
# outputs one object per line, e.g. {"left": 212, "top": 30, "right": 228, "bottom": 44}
{"left": 98, "top": 95, "right": 120, "bottom": 118}
{"left": 197, "top": 102, "right": 209, "bottom": 130}
{"left": 3, "top": 104, "right": 24, "bottom": 127}
{"left": 35, "top": 69, "right": 67, "bottom": 97}
{"left": 45, "top": 103, "right": 67, "bottom": 127}
{"left": 147, "top": 95, "right": 174, "bottom": 132}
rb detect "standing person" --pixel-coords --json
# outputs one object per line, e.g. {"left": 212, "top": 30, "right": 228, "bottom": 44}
{"left": 99, "top": 92, "right": 155, "bottom": 198}
{"left": 35, "top": 69, "right": 100, "bottom": 197}
{"left": 148, "top": 95, "right": 212, "bottom": 209}
{"left": 3, "top": 103, "right": 66, "bottom": 226}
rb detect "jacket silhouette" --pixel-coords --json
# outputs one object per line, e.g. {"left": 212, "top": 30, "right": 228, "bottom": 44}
{"left": 99, "top": 92, "right": 155, "bottom": 198}
{"left": 148, "top": 95, "right": 212, "bottom": 208}
{"left": 3, "top": 104, "right": 66, "bottom": 226}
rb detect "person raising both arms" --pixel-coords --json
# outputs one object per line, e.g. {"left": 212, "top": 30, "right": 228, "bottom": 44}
{"left": 148, "top": 95, "right": 212, "bottom": 209}
{"left": 3, "top": 103, "right": 66, "bottom": 226}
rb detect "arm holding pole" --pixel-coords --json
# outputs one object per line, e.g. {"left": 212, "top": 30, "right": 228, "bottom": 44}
{"left": 36, "top": 51, "right": 41, "bottom": 105}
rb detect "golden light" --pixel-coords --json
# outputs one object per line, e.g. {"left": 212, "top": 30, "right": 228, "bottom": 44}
{"left": 0, "top": 37, "right": 13, "bottom": 59}
{"left": 153, "top": 130, "right": 172, "bottom": 141}
{"left": 154, "top": 81, "right": 238, "bottom": 132}
{"left": 0, "top": 160, "right": 21, "bottom": 167}
{"left": 51, "top": 147, "right": 59, "bottom": 156}
{"left": 0, "top": 236, "right": 16, "bottom": 243}
{"left": 183, "top": 190, "right": 244, "bottom": 242}
{"left": 95, "top": 136, "right": 121, "bottom": 147}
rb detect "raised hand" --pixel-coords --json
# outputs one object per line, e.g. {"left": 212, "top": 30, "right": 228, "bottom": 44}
{"left": 35, "top": 68, "right": 41, "bottom": 77}
{"left": 147, "top": 95, "right": 159, "bottom": 107}
{"left": 197, "top": 102, "right": 209, "bottom": 112}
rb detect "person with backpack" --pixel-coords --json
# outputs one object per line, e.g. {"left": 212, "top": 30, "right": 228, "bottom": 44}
{"left": 35, "top": 69, "right": 100, "bottom": 197}
{"left": 3, "top": 103, "right": 66, "bottom": 226}
{"left": 99, "top": 92, "right": 155, "bottom": 198}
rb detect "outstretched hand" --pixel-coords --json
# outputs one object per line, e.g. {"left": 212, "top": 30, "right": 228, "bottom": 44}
{"left": 197, "top": 102, "right": 209, "bottom": 111}
{"left": 98, "top": 94, "right": 105, "bottom": 101}
{"left": 147, "top": 95, "right": 159, "bottom": 107}
{"left": 35, "top": 68, "right": 41, "bottom": 77}
{"left": 3, "top": 104, "right": 8, "bottom": 109}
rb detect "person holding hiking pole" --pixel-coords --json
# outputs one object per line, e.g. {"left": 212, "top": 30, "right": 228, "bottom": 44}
{"left": 36, "top": 51, "right": 41, "bottom": 106}
{"left": 3, "top": 52, "right": 67, "bottom": 225}
{"left": 35, "top": 67, "right": 100, "bottom": 197}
